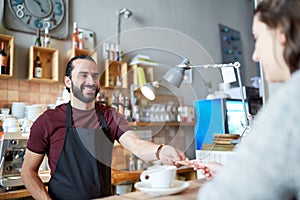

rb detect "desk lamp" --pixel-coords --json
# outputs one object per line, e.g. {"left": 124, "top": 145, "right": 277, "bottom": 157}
{"left": 130, "top": 82, "right": 160, "bottom": 121}
{"left": 117, "top": 8, "right": 133, "bottom": 61}
{"left": 163, "top": 58, "right": 250, "bottom": 131}
{"left": 130, "top": 81, "right": 160, "bottom": 102}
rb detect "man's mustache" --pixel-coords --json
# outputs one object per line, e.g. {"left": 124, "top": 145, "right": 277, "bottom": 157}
{"left": 82, "top": 85, "right": 97, "bottom": 90}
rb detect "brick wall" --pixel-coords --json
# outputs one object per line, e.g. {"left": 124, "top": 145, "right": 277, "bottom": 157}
{"left": 0, "top": 79, "right": 64, "bottom": 109}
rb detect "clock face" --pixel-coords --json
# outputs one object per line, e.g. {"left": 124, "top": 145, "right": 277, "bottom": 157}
{"left": 2, "top": 0, "right": 68, "bottom": 39}
{"left": 8, "top": 0, "right": 65, "bottom": 31}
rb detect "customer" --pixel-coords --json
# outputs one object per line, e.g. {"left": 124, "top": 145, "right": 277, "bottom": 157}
{"left": 193, "top": 0, "right": 300, "bottom": 199}
{"left": 21, "top": 55, "right": 185, "bottom": 200}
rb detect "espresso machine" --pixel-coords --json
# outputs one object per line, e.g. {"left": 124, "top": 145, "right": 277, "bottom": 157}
{"left": 0, "top": 132, "right": 50, "bottom": 189}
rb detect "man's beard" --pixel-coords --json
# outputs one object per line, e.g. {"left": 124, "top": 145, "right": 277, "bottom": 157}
{"left": 71, "top": 81, "right": 100, "bottom": 103}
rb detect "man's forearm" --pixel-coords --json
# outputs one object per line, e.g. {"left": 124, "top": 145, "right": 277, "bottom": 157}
{"left": 119, "top": 130, "right": 159, "bottom": 161}
{"left": 22, "top": 171, "right": 51, "bottom": 200}
{"left": 132, "top": 140, "right": 160, "bottom": 161}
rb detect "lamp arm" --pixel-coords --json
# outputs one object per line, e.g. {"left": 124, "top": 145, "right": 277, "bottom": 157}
{"left": 187, "top": 62, "right": 239, "bottom": 69}
{"left": 181, "top": 61, "right": 249, "bottom": 127}
{"left": 117, "top": 13, "right": 121, "bottom": 47}
{"left": 235, "top": 65, "right": 249, "bottom": 127}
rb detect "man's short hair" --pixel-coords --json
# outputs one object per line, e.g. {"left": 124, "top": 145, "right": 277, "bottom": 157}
{"left": 65, "top": 55, "right": 97, "bottom": 93}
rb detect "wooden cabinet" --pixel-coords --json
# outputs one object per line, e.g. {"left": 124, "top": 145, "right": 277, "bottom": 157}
{"left": 101, "top": 60, "right": 128, "bottom": 88}
{"left": 0, "top": 34, "right": 14, "bottom": 78}
{"left": 128, "top": 64, "right": 154, "bottom": 85}
{"left": 100, "top": 61, "right": 155, "bottom": 89}
{"left": 28, "top": 46, "right": 59, "bottom": 83}
{"left": 66, "top": 48, "right": 97, "bottom": 63}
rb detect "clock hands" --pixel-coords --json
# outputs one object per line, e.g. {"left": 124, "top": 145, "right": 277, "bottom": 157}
{"left": 51, "top": 13, "right": 57, "bottom": 25}
{"left": 32, "top": 0, "right": 46, "bottom": 13}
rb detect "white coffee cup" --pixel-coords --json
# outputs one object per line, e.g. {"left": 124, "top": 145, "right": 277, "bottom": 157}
{"left": 18, "top": 118, "right": 32, "bottom": 132}
{"left": 140, "top": 165, "right": 176, "bottom": 188}
{"left": 2, "top": 118, "right": 20, "bottom": 132}
{"left": 3, "top": 118, "right": 19, "bottom": 127}
{"left": 20, "top": 126, "right": 31, "bottom": 133}
{"left": 7, "top": 127, "right": 20, "bottom": 133}
{"left": 0, "top": 108, "right": 10, "bottom": 115}
{"left": 18, "top": 118, "right": 32, "bottom": 127}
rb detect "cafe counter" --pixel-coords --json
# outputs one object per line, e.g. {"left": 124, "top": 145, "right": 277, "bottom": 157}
{"left": 100, "top": 179, "right": 206, "bottom": 200}
{"left": 0, "top": 169, "right": 142, "bottom": 199}
{"left": 0, "top": 167, "right": 196, "bottom": 199}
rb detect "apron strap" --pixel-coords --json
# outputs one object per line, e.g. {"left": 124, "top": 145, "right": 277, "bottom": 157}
{"left": 66, "top": 102, "right": 72, "bottom": 129}
{"left": 95, "top": 104, "right": 111, "bottom": 140}
{"left": 96, "top": 104, "right": 107, "bottom": 128}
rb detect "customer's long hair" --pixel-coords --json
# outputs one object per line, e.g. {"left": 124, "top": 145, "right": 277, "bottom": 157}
{"left": 255, "top": 0, "right": 300, "bottom": 73}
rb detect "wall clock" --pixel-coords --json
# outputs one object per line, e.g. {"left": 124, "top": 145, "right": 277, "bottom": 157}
{"left": 2, "top": 0, "right": 69, "bottom": 39}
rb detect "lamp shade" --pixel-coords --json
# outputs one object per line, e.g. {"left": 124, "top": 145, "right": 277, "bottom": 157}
{"left": 163, "top": 67, "right": 185, "bottom": 88}
{"left": 141, "top": 84, "right": 156, "bottom": 100}
{"left": 130, "top": 82, "right": 159, "bottom": 102}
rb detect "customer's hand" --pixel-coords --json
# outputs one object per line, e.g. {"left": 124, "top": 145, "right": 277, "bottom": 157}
{"left": 192, "top": 161, "right": 223, "bottom": 180}
{"left": 159, "top": 145, "right": 186, "bottom": 166}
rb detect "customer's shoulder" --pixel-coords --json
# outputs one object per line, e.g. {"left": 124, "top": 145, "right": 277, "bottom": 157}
{"left": 288, "top": 69, "right": 300, "bottom": 84}
{"left": 278, "top": 70, "right": 300, "bottom": 98}
{"left": 262, "top": 70, "right": 300, "bottom": 115}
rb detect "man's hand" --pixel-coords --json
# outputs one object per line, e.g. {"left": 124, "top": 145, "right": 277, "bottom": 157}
{"left": 158, "top": 145, "right": 186, "bottom": 165}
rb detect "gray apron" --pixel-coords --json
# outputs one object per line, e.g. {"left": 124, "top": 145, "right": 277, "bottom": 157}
{"left": 48, "top": 102, "right": 113, "bottom": 199}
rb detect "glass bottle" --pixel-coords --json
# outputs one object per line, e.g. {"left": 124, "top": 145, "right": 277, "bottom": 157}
{"left": 116, "top": 75, "right": 122, "bottom": 87}
{"left": 109, "top": 73, "right": 115, "bottom": 86}
{"left": 78, "top": 31, "right": 84, "bottom": 50}
{"left": 110, "top": 43, "right": 115, "bottom": 61}
{"left": 71, "top": 22, "right": 79, "bottom": 49}
{"left": 44, "top": 27, "right": 51, "bottom": 48}
{"left": 128, "top": 154, "right": 136, "bottom": 171}
{"left": 34, "top": 51, "right": 42, "bottom": 78}
{"left": 131, "top": 95, "right": 139, "bottom": 122}
{"left": 116, "top": 44, "right": 121, "bottom": 61}
{"left": 103, "top": 43, "right": 110, "bottom": 60}
{"left": 35, "top": 29, "right": 42, "bottom": 47}
{"left": 111, "top": 92, "right": 118, "bottom": 110}
{"left": 0, "top": 42, "right": 9, "bottom": 75}
{"left": 98, "top": 92, "right": 106, "bottom": 106}
{"left": 118, "top": 92, "right": 124, "bottom": 115}
{"left": 124, "top": 97, "right": 131, "bottom": 121}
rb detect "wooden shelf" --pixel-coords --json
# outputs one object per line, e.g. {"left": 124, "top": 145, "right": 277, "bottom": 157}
{"left": 0, "top": 34, "right": 14, "bottom": 78}
{"left": 128, "top": 64, "right": 154, "bottom": 85}
{"left": 128, "top": 121, "right": 195, "bottom": 127}
{"left": 27, "top": 46, "right": 59, "bottom": 83}
{"left": 101, "top": 60, "right": 128, "bottom": 88}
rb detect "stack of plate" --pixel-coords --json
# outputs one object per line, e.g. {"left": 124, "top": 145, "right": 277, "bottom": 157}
{"left": 213, "top": 134, "right": 240, "bottom": 145}
{"left": 25, "top": 104, "right": 48, "bottom": 122}
{"left": 11, "top": 102, "right": 26, "bottom": 119}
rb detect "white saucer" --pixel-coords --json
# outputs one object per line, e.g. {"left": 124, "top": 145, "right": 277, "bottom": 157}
{"left": 134, "top": 180, "right": 190, "bottom": 196}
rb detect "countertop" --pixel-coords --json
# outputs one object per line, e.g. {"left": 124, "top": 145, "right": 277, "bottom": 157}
{"left": 0, "top": 167, "right": 196, "bottom": 199}
{"left": 100, "top": 179, "right": 206, "bottom": 200}
{"left": 0, "top": 169, "right": 142, "bottom": 199}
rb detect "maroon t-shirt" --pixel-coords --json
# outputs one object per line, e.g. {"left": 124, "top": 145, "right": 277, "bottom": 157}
{"left": 26, "top": 103, "right": 132, "bottom": 175}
